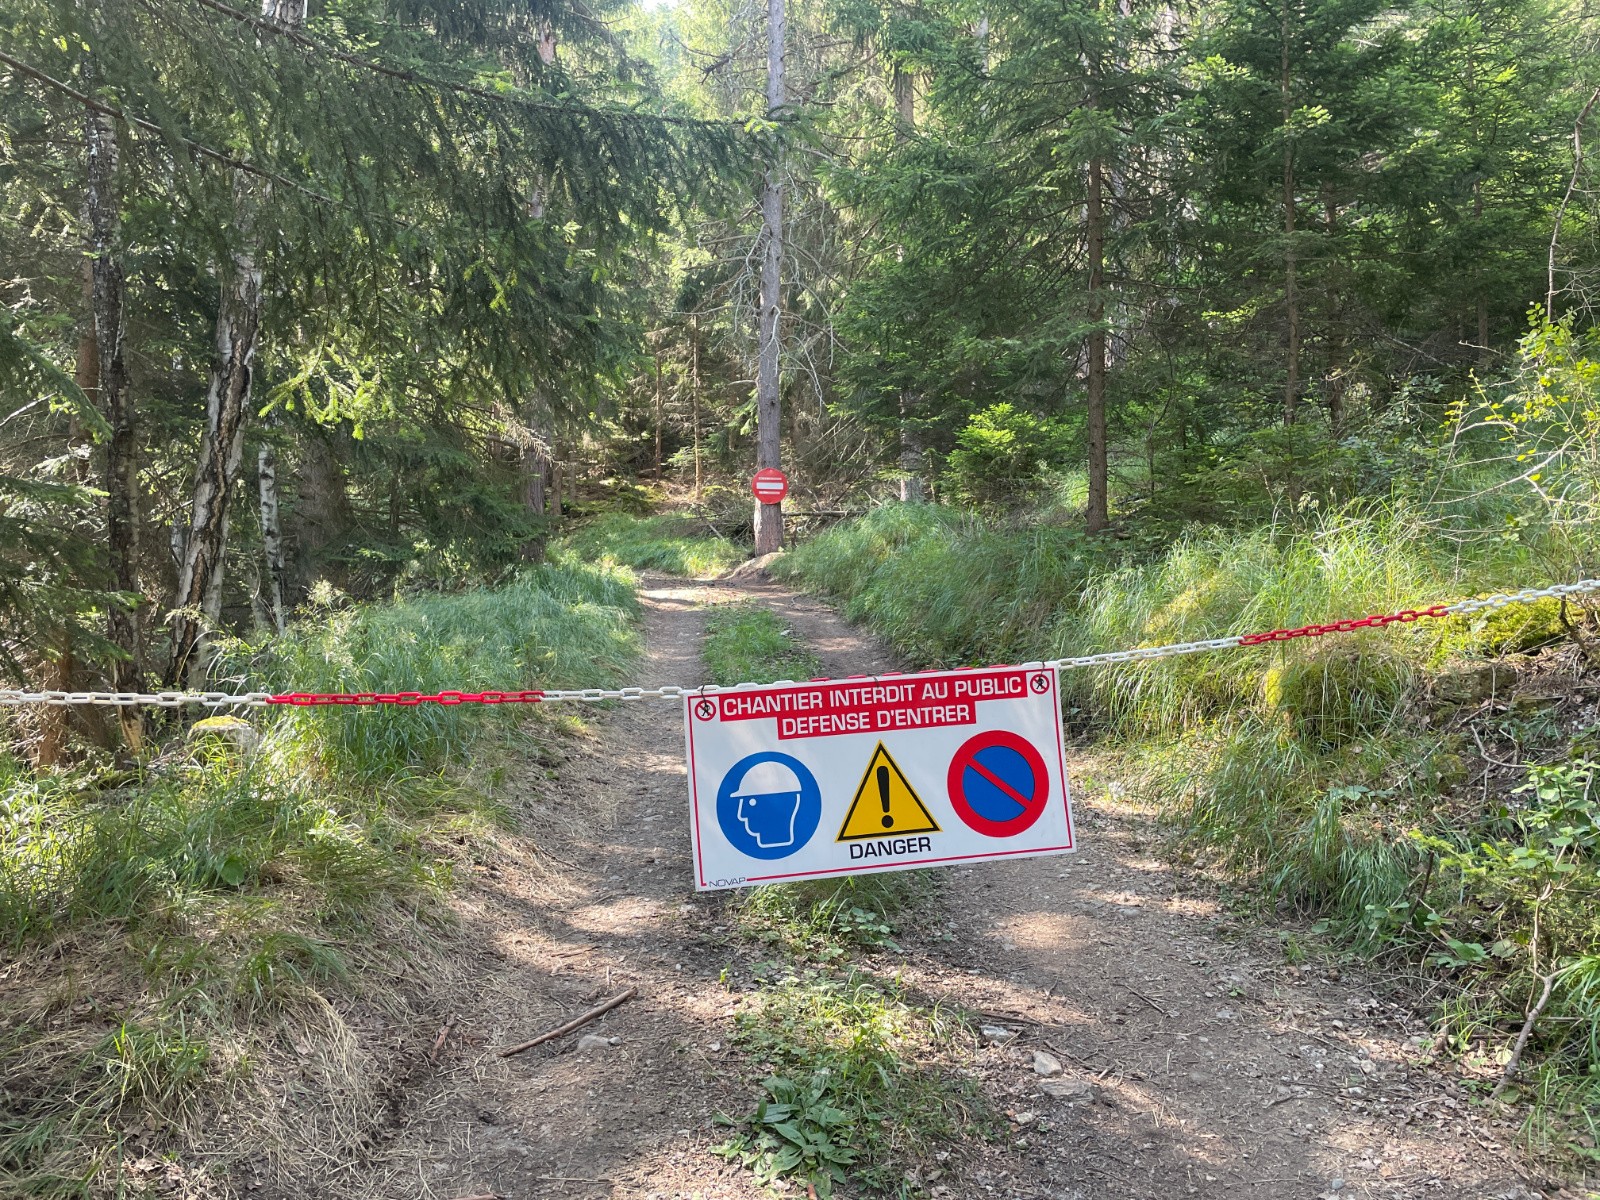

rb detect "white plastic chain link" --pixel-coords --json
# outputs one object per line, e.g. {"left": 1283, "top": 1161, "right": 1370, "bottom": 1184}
{"left": 3, "top": 578, "right": 1597, "bottom": 707}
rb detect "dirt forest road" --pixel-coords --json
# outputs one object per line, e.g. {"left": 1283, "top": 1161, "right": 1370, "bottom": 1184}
{"left": 364, "top": 572, "right": 1563, "bottom": 1200}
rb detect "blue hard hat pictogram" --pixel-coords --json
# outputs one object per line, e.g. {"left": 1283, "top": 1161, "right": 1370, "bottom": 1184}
{"left": 716, "top": 752, "right": 821, "bottom": 860}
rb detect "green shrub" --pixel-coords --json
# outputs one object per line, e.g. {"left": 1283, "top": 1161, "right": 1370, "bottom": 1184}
{"left": 944, "top": 403, "right": 1072, "bottom": 509}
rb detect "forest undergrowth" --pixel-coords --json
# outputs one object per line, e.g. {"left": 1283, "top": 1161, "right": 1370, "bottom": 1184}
{"left": 0, "top": 559, "right": 640, "bottom": 1197}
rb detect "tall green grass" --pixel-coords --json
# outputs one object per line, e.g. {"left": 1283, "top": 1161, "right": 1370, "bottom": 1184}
{"left": 557, "top": 512, "right": 744, "bottom": 578}
{"left": 242, "top": 558, "right": 639, "bottom": 780}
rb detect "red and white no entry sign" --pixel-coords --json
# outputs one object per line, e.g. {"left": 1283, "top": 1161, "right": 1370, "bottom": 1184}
{"left": 750, "top": 468, "right": 789, "bottom": 504}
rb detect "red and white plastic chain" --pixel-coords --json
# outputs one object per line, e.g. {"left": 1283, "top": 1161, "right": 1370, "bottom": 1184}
{"left": 2, "top": 577, "right": 1596, "bottom": 708}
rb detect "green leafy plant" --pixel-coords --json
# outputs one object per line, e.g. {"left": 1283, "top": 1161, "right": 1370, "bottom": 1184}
{"left": 715, "top": 1071, "right": 859, "bottom": 1196}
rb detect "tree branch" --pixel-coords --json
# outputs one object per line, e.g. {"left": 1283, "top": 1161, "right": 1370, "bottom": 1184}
{"left": 1547, "top": 85, "right": 1600, "bottom": 324}
{"left": 0, "top": 48, "right": 336, "bottom": 204}
{"left": 185, "top": 0, "right": 752, "bottom": 132}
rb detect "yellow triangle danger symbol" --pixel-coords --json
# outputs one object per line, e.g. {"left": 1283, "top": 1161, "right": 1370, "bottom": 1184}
{"left": 837, "top": 743, "right": 941, "bottom": 841}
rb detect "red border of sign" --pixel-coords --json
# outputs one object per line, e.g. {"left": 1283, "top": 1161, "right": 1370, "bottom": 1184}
{"left": 750, "top": 468, "right": 789, "bottom": 503}
{"left": 685, "top": 666, "right": 1075, "bottom": 889}
{"left": 946, "top": 729, "right": 1049, "bottom": 838}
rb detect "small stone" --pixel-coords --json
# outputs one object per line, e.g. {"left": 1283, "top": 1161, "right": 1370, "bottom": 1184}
{"left": 981, "top": 1025, "right": 1019, "bottom": 1046}
{"left": 187, "top": 715, "right": 260, "bottom": 753}
{"left": 576, "top": 1034, "right": 619, "bottom": 1052}
{"left": 1039, "top": 1078, "right": 1097, "bottom": 1103}
{"left": 1329, "top": 1179, "right": 1345, "bottom": 1192}
{"left": 1012, "top": 1110, "right": 1036, "bottom": 1126}
{"left": 1032, "top": 1051, "right": 1063, "bottom": 1077}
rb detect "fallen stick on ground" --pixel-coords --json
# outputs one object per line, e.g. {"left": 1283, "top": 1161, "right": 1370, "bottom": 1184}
{"left": 431, "top": 1014, "right": 457, "bottom": 1061}
{"left": 499, "top": 987, "right": 638, "bottom": 1058}
{"left": 1491, "top": 971, "right": 1556, "bottom": 1100}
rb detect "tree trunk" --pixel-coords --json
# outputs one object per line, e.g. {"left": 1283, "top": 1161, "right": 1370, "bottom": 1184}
{"left": 291, "top": 430, "right": 353, "bottom": 593}
{"left": 169, "top": 0, "right": 307, "bottom": 686}
{"left": 40, "top": 269, "right": 100, "bottom": 768}
{"left": 654, "top": 352, "right": 664, "bottom": 482}
{"left": 1324, "top": 190, "right": 1345, "bottom": 435}
{"left": 519, "top": 395, "right": 554, "bottom": 562}
{"left": 257, "top": 443, "right": 287, "bottom": 634}
{"left": 898, "top": 391, "right": 925, "bottom": 503}
{"left": 1281, "top": 2, "right": 1300, "bottom": 425}
{"left": 1085, "top": 153, "right": 1109, "bottom": 533}
{"left": 752, "top": 0, "right": 786, "bottom": 555}
{"left": 520, "top": 442, "right": 551, "bottom": 562}
{"left": 169, "top": 201, "right": 263, "bottom": 687}
{"left": 892, "top": 65, "right": 926, "bottom": 504}
{"left": 85, "top": 100, "right": 144, "bottom": 748}
{"left": 691, "top": 318, "right": 703, "bottom": 500}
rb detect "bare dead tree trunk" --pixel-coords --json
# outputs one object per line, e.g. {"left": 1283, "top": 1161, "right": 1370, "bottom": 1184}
{"left": 1085, "top": 153, "right": 1109, "bottom": 534}
{"left": 752, "top": 0, "right": 786, "bottom": 555}
{"left": 1548, "top": 86, "right": 1600, "bottom": 325}
{"left": 85, "top": 100, "right": 144, "bottom": 749}
{"left": 1281, "top": 3, "right": 1300, "bottom": 425}
{"left": 257, "top": 443, "right": 286, "bottom": 634}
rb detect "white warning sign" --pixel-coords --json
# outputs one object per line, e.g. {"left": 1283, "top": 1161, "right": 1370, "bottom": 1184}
{"left": 684, "top": 666, "right": 1075, "bottom": 890}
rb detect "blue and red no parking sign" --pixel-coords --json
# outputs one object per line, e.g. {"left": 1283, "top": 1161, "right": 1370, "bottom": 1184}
{"left": 947, "top": 730, "right": 1050, "bottom": 837}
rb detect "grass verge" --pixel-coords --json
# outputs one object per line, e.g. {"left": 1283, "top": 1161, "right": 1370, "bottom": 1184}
{"left": 702, "top": 602, "right": 824, "bottom": 686}
{"left": 557, "top": 512, "right": 744, "bottom": 578}
{"left": 716, "top": 967, "right": 983, "bottom": 1198}
{"left": 0, "top": 559, "right": 641, "bottom": 1196}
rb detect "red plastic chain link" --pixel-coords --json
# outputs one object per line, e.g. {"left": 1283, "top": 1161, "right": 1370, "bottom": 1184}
{"left": 266, "top": 690, "right": 545, "bottom": 707}
{"left": 1236, "top": 604, "right": 1452, "bottom": 647}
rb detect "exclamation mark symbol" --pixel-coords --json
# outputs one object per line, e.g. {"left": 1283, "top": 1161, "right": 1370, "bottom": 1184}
{"left": 878, "top": 765, "right": 894, "bottom": 828}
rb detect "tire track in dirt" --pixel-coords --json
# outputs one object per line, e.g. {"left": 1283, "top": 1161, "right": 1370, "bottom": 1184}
{"left": 348, "top": 570, "right": 1562, "bottom": 1200}
{"left": 348, "top": 575, "right": 768, "bottom": 1200}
